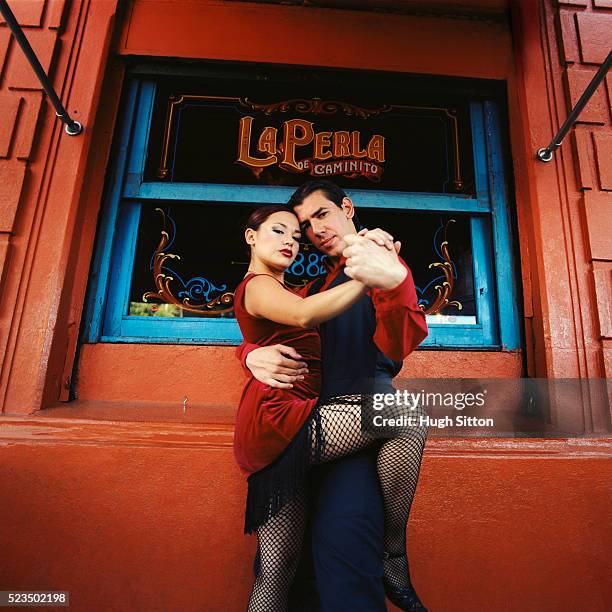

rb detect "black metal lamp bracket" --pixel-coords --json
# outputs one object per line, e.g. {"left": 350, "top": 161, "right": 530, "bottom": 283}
{"left": 537, "top": 50, "right": 611, "bottom": 163}
{"left": 0, "top": 0, "right": 83, "bottom": 136}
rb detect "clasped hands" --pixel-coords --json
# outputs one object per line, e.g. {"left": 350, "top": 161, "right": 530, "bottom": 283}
{"left": 343, "top": 227, "right": 407, "bottom": 290}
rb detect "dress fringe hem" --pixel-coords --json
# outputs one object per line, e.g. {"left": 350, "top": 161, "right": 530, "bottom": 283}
{"left": 244, "top": 405, "right": 321, "bottom": 535}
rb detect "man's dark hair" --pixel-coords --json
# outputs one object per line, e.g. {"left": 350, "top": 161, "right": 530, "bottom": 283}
{"left": 287, "top": 179, "right": 363, "bottom": 230}
{"left": 287, "top": 179, "right": 347, "bottom": 209}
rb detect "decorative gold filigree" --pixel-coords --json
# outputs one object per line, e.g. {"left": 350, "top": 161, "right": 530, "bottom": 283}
{"left": 158, "top": 95, "right": 245, "bottom": 179}
{"left": 239, "top": 97, "right": 391, "bottom": 118}
{"left": 142, "top": 209, "right": 234, "bottom": 315}
{"left": 421, "top": 219, "right": 463, "bottom": 315}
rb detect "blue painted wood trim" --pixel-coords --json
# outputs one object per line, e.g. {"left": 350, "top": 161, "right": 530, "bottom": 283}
{"left": 125, "top": 81, "right": 156, "bottom": 194}
{"left": 81, "top": 80, "right": 140, "bottom": 342}
{"left": 100, "top": 83, "right": 156, "bottom": 340}
{"left": 118, "top": 316, "right": 243, "bottom": 343}
{"left": 483, "top": 101, "right": 522, "bottom": 350}
{"left": 100, "top": 324, "right": 493, "bottom": 347}
{"left": 109, "top": 319, "right": 491, "bottom": 347}
{"left": 470, "top": 102, "right": 491, "bottom": 207}
{"left": 470, "top": 216, "right": 499, "bottom": 345}
{"left": 103, "top": 202, "right": 142, "bottom": 336}
{"left": 100, "top": 336, "right": 242, "bottom": 345}
{"left": 125, "top": 182, "right": 490, "bottom": 213}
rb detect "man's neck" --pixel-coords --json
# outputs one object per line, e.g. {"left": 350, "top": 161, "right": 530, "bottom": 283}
{"left": 323, "top": 254, "right": 346, "bottom": 273}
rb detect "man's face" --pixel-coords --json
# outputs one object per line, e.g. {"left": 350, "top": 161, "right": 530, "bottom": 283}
{"left": 293, "top": 191, "right": 356, "bottom": 259}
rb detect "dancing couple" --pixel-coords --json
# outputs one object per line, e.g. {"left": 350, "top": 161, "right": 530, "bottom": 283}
{"left": 234, "top": 179, "right": 429, "bottom": 611}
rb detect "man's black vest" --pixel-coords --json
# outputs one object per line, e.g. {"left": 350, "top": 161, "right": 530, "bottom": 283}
{"left": 308, "top": 270, "right": 402, "bottom": 399}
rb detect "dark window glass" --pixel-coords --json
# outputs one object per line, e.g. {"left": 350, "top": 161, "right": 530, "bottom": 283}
{"left": 128, "top": 203, "right": 475, "bottom": 323}
{"left": 144, "top": 71, "right": 477, "bottom": 195}
{"left": 359, "top": 209, "right": 475, "bottom": 322}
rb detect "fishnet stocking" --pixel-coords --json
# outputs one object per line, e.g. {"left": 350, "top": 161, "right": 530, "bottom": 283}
{"left": 311, "top": 394, "right": 428, "bottom": 591}
{"left": 247, "top": 491, "right": 308, "bottom": 611}
{"left": 377, "top": 433, "right": 427, "bottom": 590}
{"left": 247, "top": 393, "right": 428, "bottom": 611}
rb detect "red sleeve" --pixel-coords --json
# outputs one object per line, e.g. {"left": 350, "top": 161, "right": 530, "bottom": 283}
{"left": 295, "top": 278, "right": 316, "bottom": 298}
{"left": 235, "top": 342, "right": 260, "bottom": 375}
{"left": 369, "top": 257, "right": 428, "bottom": 361}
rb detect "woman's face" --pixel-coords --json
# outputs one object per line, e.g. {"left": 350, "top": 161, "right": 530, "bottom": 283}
{"left": 247, "top": 211, "right": 302, "bottom": 270}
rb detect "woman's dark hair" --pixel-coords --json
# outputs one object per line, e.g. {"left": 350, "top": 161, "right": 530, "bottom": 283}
{"left": 287, "top": 179, "right": 347, "bottom": 209}
{"left": 245, "top": 204, "right": 295, "bottom": 232}
{"left": 243, "top": 205, "right": 297, "bottom": 260}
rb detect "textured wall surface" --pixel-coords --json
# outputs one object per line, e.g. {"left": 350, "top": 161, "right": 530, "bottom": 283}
{"left": 0, "top": 0, "right": 64, "bottom": 290}
{"left": 0, "top": 0, "right": 118, "bottom": 415}
{"left": 558, "top": 0, "right": 612, "bottom": 379}
{"left": 0, "top": 423, "right": 610, "bottom": 611}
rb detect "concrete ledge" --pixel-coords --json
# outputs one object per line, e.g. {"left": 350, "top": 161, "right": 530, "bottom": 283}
{"left": 1, "top": 401, "right": 611, "bottom": 457}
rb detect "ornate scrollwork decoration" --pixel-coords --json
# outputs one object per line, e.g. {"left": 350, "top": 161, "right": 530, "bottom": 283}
{"left": 142, "top": 208, "right": 234, "bottom": 315}
{"left": 239, "top": 97, "right": 391, "bottom": 118}
{"left": 420, "top": 219, "right": 463, "bottom": 316}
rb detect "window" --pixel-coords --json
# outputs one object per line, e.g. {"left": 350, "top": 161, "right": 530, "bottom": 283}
{"left": 83, "top": 67, "right": 521, "bottom": 349}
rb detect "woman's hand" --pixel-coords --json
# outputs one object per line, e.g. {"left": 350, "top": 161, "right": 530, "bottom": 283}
{"left": 245, "top": 344, "right": 308, "bottom": 389}
{"left": 357, "top": 227, "right": 401, "bottom": 253}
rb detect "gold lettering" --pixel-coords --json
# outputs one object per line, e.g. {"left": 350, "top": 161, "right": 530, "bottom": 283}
{"left": 281, "top": 119, "right": 314, "bottom": 172}
{"left": 258, "top": 126, "right": 278, "bottom": 156}
{"left": 367, "top": 135, "right": 385, "bottom": 162}
{"left": 237, "top": 116, "right": 277, "bottom": 168}
{"left": 351, "top": 131, "right": 367, "bottom": 158}
{"left": 333, "top": 131, "right": 351, "bottom": 158}
{"left": 314, "top": 131, "right": 332, "bottom": 161}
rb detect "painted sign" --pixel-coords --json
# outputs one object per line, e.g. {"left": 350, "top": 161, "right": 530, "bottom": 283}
{"left": 237, "top": 117, "right": 385, "bottom": 181}
{"left": 151, "top": 94, "right": 467, "bottom": 193}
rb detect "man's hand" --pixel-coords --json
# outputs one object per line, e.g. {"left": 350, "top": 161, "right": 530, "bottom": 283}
{"left": 343, "top": 234, "right": 407, "bottom": 289}
{"left": 245, "top": 344, "right": 308, "bottom": 389}
{"left": 357, "top": 227, "right": 401, "bottom": 254}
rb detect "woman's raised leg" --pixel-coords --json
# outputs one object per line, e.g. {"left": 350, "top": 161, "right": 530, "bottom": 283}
{"left": 377, "top": 421, "right": 428, "bottom": 598}
{"left": 309, "top": 395, "right": 429, "bottom": 606}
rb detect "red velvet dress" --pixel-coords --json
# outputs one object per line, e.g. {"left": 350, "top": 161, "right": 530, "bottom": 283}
{"left": 233, "top": 273, "right": 322, "bottom": 477}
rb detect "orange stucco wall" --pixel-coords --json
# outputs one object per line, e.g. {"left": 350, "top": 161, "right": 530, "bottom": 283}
{"left": 1, "top": 423, "right": 610, "bottom": 611}
{"left": 0, "top": 0, "right": 610, "bottom": 610}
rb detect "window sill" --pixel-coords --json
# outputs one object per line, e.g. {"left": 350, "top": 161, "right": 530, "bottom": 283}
{"left": 0, "top": 400, "right": 236, "bottom": 449}
{"left": 1, "top": 402, "right": 610, "bottom": 456}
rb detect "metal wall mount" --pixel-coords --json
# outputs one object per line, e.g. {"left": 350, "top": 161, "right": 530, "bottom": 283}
{"left": 0, "top": 0, "right": 83, "bottom": 136}
{"left": 537, "top": 50, "right": 611, "bottom": 163}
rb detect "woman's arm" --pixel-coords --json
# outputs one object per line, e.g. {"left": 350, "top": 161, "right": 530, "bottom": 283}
{"left": 244, "top": 275, "right": 368, "bottom": 328}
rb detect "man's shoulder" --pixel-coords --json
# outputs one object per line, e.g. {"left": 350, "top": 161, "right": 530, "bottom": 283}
{"left": 306, "top": 274, "right": 329, "bottom": 296}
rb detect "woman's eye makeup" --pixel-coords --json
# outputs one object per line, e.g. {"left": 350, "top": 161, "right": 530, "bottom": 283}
{"left": 271, "top": 225, "right": 301, "bottom": 241}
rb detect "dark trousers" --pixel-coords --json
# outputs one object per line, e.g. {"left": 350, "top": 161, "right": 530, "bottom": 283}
{"left": 254, "top": 447, "right": 386, "bottom": 611}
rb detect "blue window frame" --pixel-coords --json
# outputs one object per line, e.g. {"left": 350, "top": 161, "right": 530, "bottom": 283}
{"left": 83, "top": 78, "right": 521, "bottom": 349}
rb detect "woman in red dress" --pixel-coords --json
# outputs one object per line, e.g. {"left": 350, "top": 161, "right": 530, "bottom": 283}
{"left": 234, "top": 205, "right": 428, "bottom": 612}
